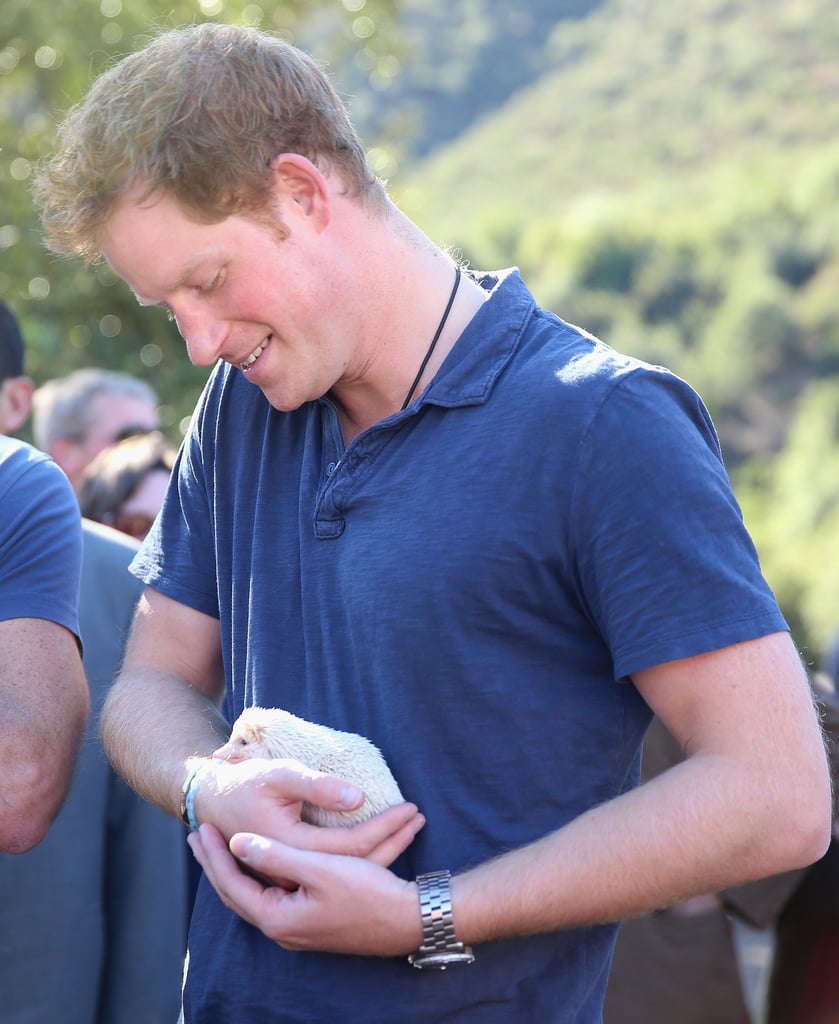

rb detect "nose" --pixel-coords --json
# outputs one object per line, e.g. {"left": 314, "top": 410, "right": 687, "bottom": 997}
{"left": 211, "top": 742, "right": 243, "bottom": 763}
{"left": 173, "top": 303, "right": 227, "bottom": 367}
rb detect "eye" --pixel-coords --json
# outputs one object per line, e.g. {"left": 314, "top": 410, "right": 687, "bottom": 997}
{"left": 199, "top": 269, "right": 225, "bottom": 294}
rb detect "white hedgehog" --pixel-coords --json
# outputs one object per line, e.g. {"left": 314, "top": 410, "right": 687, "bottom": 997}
{"left": 212, "top": 706, "right": 405, "bottom": 827}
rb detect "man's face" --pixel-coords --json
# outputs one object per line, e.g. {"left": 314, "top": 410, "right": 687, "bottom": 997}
{"left": 79, "top": 392, "right": 159, "bottom": 465}
{"left": 55, "top": 391, "right": 159, "bottom": 492}
{"left": 100, "top": 187, "right": 352, "bottom": 414}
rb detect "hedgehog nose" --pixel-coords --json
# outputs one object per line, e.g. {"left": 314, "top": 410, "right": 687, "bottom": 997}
{"left": 213, "top": 744, "right": 242, "bottom": 763}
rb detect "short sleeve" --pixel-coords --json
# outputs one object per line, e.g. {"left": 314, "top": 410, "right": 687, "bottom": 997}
{"left": 569, "top": 367, "right": 786, "bottom": 678}
{"left": 0, "top": 441, "right": 82, "bottom": 639}
{"left": 130, "top": 373, "right": 220, "bottom": 618}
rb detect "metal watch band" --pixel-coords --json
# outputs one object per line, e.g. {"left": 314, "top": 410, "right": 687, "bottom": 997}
{"left": 408, "top": 869, "right": 475, "bottom": 969}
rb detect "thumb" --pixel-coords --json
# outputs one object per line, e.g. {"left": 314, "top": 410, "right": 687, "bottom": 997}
{"left": 267, "top": 759, "right": 364, "bottom": 812}
{"left": 229, "top": 832, "right": 314, "bottom": 882}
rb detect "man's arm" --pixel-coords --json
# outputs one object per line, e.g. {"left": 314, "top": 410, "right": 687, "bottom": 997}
{"left": 0, "top": 617, "right": 88, "bottom": 853}
{"left": 187, "top": 630, "right": 831, "bottom": 956}
{"left": 100, "top": 588, "right": 424, "bottom": 864}
{"left": 99, "top": 587, "right": 231, "bottom": 811}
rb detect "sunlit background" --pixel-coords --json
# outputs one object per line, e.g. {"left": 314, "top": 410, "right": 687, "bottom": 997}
{"left": 2, "top": 0, "right": 839, "bottom": 660}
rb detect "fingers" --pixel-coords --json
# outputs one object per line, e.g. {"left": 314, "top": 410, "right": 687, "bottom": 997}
{"left": 364, "top": 810, "right": 426, "bottom": 867}
{"left": 289, "top": 802, "right": 425, "bottom": 858}
{"left": 188, "top": 824, "right": 273, "bottom": 928}
{"left": 197, "top": 759, "right": 424, "bottom": 863}
{"left": 279, "top": 762, "right": 365, "bottom": 814}
{"left": 191, "top": 825, "right": 421, "bottom": 956}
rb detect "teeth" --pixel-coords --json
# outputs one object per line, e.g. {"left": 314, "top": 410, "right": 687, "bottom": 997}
{"left": 241, "top": 338, "right": 268, "bottom": 370}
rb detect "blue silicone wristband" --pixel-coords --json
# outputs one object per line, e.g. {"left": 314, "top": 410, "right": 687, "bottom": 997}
{"left": 180, "top": 764, "right": 204, "bottom": 832}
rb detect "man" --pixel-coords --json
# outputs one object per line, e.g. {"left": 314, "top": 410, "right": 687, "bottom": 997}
{"left": 0, "top": 437, "right": 88, "bottom": 852}
{"left": 32, "top": 366, "right": 159, "bottom": 491}
{"left": 0, "top": 302, "right": 34, "bottom": 434}
{"left": 35, "top": 23, "right": 831, "bottom": 1024}
{"left": 0, "top": 301, "right": 186, "bottom": 1023}
{"left": 0, "top": 305, "right": 88, "bottom": 851}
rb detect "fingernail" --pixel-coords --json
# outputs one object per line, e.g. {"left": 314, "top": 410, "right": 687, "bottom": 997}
{"left": 234, "top": 835, "right": 254, "bottom": 858}
{"left": 338, "top": 784, "right": 363, "bottom": 808}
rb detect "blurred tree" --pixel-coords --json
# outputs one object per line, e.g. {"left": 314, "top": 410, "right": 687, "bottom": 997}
{"left": 737, "top": 380, "right": 839, "bottom": 661}
{"left": 1, "top": 0, "right": 397, "bottom": 438}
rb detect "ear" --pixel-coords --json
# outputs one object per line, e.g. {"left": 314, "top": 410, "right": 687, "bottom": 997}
{"left": 268, "top": 153, "right": 331, "bottom": 230}
{"left": 49, "top": 435, "right": 87, "bottom": 489}
{"left": 0, "top": 376, "right": 34, "bottom": 435}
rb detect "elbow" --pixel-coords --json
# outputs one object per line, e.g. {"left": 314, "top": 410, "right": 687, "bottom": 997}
{"left": 779, "top": 788, "right": 833, "bottom": 871}
{"left": 0, "top": 777, "right": 65, "bottom": 853}
{"left": 0, "top": 722, "right": 87, "bottom": 854}
{"left": 763, "top": 765, "right": 833, "bottom": 874}
{"left": 0, "top": 814, "right": 54, "bottom": 855}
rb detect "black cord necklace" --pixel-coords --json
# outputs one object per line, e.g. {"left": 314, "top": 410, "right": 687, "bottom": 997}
{"left": 400, "top": 266, "right": 462, "bottom": 411}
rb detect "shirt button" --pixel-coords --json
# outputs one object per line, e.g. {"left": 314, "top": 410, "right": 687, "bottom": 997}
{"left": 326, "top": 462, "right": 336, "bottom": 476}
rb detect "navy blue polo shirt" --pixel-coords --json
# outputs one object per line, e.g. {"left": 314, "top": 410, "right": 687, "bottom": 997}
{"left": 135, "top": 269, "right": 785, "bottom": 1023}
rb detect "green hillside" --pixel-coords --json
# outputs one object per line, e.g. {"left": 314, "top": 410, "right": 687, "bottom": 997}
{"left": 396, "top": 0, "right": 839, "bottom": 240}
{"left": 2, "top": 0, "right": 838, "bottom": 658}
{"left": 389, "top": 0, "right": 839, "bottom": 661}
{"left": 389, "top": 0, "right": 839, "bottom": 461}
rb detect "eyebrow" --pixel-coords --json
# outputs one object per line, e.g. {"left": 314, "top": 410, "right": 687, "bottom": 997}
{"left": 133, "top": 258, "right": 209, "bottom": 307}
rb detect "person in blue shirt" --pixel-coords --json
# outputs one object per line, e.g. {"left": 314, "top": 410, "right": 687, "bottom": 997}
{"left": 36, "top": 23, "right": 831, "bottom": 1024}
{"left": 0, "top": 432, "right": 88, "bottom": 852}
{"left": 0, "top": 299, "right": 187, "bottom": 1024}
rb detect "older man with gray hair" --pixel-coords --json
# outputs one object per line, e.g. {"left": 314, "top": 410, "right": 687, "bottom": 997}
{"left": 33, "top": 366, "right": 159, "bottom": 491}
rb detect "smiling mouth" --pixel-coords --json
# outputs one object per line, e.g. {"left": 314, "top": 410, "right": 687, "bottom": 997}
{"left": 240, "top": 336, "right": 269, "bottom": 371}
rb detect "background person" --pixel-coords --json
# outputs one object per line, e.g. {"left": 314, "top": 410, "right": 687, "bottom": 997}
{"left": 78, "top": 429, "right": 177, "bottom": 540}
{"left": 0, "top": 300, "right": 187, "bottom": 1024}
{"left": 32, "top": 366, "right": 159, "bottom": 491}
{"left": 763, "top": 664, "right": 839, "bottom": 1024}
{"left": 0, "top": 402, "right": 88, "bottom": 851}
{"left": 0, "top": 302, "right": 34, "bottom": 434}
{"left": 36, "top": 23, "right": 831, "bottom": 1024}
{"left": 0, "top": 435, "right": 88, "bottom": 851}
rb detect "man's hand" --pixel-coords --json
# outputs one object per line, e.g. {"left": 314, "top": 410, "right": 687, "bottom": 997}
{"left": 188, "top": 825, "right": 424, "bottom": 956}
{"left": 193, "top": 755, "right": 425, "bottom": 866}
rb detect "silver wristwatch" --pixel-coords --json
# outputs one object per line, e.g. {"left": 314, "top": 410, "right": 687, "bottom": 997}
{"left": 408, "top": 870, "right": 475, "bottom": 969}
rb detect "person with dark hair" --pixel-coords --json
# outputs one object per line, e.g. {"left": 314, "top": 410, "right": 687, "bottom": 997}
{"left": 0, "top": 433, "right": 88, "bottom": 852}
{"left": 0, "top": 302, "right": 186, "bottom": 1024}
{"left": 78, "top": 429, "right": 177, "bottom": 540}
{"left": 0, "top": 300, "right": 87, "bottom": 852}
{"left": 36, "top": 23, "right": 831, "bottom": 1024}
{"left": 0, "top": 300, "right": 34, "bottom": 434}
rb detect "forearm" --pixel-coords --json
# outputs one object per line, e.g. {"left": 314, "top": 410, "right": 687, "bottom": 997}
{"left": 199, "top": 739, "right": 827, "bottom": 960}
{"left": 100, "top": 666, "right": 230, "bottom": 819}
{"left": 452, "top": 748, "right": 828, "bottom": 946}
{"left": 0, "top": 621, "right": 89, "bottom": 853}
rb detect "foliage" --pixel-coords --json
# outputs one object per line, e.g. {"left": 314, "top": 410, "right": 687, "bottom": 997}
{"left": 387, "top": 0, "right": 839, "bottom": 660}
{"left": 4, "top": 0, "right": 839, "bottom": 659}
{"left": 0, "top": 0, "right": 396, "bottom": 439}
{"left": 739, "top": 383, "right": 839, "bottom": 661}
{"left": 321, "top": 0, "right": 603, "bottom": 168}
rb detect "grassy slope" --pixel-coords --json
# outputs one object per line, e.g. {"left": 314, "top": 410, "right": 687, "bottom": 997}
{"left": 393, "top": 0, "right": 839, "bottom": 252}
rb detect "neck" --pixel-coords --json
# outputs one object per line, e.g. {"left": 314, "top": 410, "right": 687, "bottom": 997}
{"left": 333, "top": 264, "right": 486, "bottom": 443}
{"left": 325, "top": 206, "right": 486, "bottom": 441}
